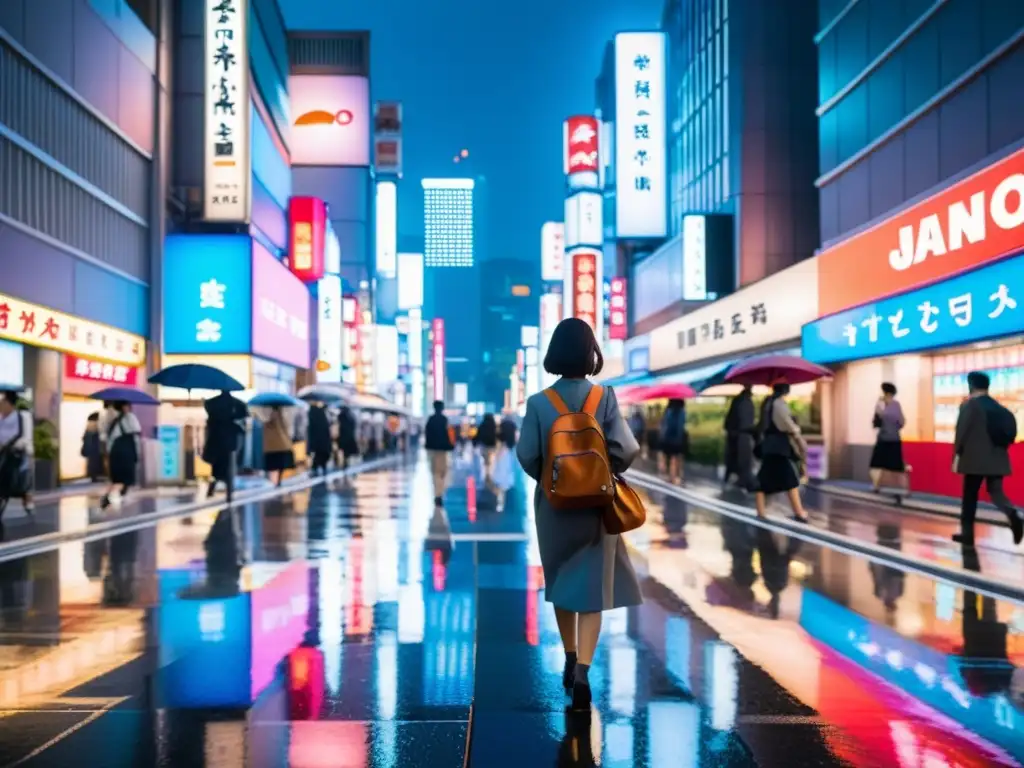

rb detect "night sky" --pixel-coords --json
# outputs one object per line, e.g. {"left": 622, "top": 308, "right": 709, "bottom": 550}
{"left": 282, "top": 0, "right": 662, "bottom": 263}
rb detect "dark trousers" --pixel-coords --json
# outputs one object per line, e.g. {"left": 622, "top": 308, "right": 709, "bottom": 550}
{"left": 960, "top": 474, "right": 1014, "bottom": 537}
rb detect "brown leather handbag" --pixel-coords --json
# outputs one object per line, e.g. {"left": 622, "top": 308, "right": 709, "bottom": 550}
{"left": 603, "top": 474, "right": 647, "bottom": 534}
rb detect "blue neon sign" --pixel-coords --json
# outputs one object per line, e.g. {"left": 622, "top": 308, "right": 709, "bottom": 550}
{"left": 164, "top": 234, "right": 253, "bottom": 355}
{"left": 802, "top": 254, "right": 1024, "bottom": 365}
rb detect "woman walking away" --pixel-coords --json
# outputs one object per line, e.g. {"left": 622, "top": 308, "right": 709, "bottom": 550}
{"left": 262, "top": 406, "right": 294, "bottom": 487}
{"left": 307, "top": 403, "right": 333, "bottom": 476}
{"left": 82, "top": 413, "right": 104, "bottom": 482}
{"left": 659, "top": 398, "right": 688, "bottom": 484}
{"left": 337, "top": 405, "right": 360, "bottom": 470}
{"left": 474, "top": 413, "right": 499, "bottom": 484}
{"left": 516, "top": 318, "right": 643, "bottom": 712}
{"left": 754, "top": 381, "right": 809, "bottom": 522}
{"left": 101, "top": 401, "right": 141, "bottom": 510}
{"left": 870, "top": 382, "right": 908, "bottom": 495}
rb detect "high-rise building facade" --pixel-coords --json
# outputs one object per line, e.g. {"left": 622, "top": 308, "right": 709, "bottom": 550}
{"left": 422, "top": 178, "right": 483, "bottom": 401}
{"left": 662, "top": 0, "right": 819, "bottom": 287}
{"left": 424, "top": 179, "right": 475, "bottom": 267}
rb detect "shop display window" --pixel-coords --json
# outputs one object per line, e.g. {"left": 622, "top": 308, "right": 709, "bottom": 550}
{"left": 932, "top": 345, "right": 1024, "bottom": 444}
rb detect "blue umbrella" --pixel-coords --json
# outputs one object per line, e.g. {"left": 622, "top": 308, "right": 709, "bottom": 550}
{"left": 90, "top": 386, "right": 159, "bottom": 406}
{"left": 249, "top": 392, "right": 305, "bottom": 408}
{"left": 149, "top": 364, "right": 244, "bottom": 392}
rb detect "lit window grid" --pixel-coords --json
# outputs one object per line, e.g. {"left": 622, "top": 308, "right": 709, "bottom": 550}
{"left": 424, "top": 187, "right": 474, "bottom": 267}
{"left": 667, "top": 0, "right": 729, "bottom": 236}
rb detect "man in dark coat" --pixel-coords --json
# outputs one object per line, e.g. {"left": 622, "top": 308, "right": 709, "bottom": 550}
{"left": 953, "top": 371, "right": 1022, "bottom": 546}
{"left": 203, "top": 391, "right": 248, "bottom": 500}
{"left": 307, "top": 404, "right": 333, "bottom": 476}
{"left": 722, "top": 386, "right": 756, "bottom": 491}
{"left": 337, "top": 406, "right": 359, "bottom": 469}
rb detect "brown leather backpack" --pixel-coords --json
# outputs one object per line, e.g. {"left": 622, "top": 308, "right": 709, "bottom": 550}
{"left": 541, "top": 385, "right": 615, "bottom": 510}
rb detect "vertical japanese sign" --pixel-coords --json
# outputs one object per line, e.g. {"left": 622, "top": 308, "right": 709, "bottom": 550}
{"left": 609, "top": 278, "right": 627, "bottom": 340}
{"left": 682, "top": 215, "right": 707, "bottom": 301}
{"left": 373, "top": 101, "right": 403, "bottom": 176}
{"left": 571, "top": 249, "right": 600, "bottom": 334}
{"left": 541, "top": 222, "right": 565, "bottom": 282}
{"left": 614, "top": 32, "right": 667, "bottom": 239}
{"left": 564, "top": 116, "right": 599, "bottom": 175}
{"left": 203, "top": 0, "right": 250, "bottom": 223}
{"left": 288, "top": 197, "right": 327, "bottom": 283}
{"left": 342, "top": 295, "right": 359, "bottom": 386}
{"left": 431, "top": 319, "right": 445, "bottom": 403}
{"left": 317, "top": 275, "right": 342, "bottom": 381}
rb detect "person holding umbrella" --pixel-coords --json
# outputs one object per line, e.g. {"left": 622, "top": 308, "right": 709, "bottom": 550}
{"left": 337, "top": 405, "right": 360, "bottom": 470}
{"left": 101, "top": 401, "right": 141, "bottom": 510}
{"left": 753, "top": 380, "right": 809, "bottom": 522}
{"left": 306, "top": 402, "right": 332, "bottom": 476}
{"left": 203, "top": 391, "right": 248, "bottom": 498}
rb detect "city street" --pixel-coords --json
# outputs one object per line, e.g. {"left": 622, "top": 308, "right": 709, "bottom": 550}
{"left": 0, "top": 452, "right": 1018, "bottom": 767}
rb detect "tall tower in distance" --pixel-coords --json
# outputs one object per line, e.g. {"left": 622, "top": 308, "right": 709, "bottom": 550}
{"left": 422, "top": 177, "right": 483, "bottom": 404}
{"left": 423, "top": 179, "right": 475, "bottom": 268}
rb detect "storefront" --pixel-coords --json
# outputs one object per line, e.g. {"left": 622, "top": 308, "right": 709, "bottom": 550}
{"left": 0, "top": 295, "right": 148, "bottom": 486}
{"left": 643, "top": 259, "right": 824, "bottom": 469}
{"left": 161, "top": 233, "right": 312, "bottom": 480}
{"left": 805, "top": 145, "right": 1024, "bottom": 497}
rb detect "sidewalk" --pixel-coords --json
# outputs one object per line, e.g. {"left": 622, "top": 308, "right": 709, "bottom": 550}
{"left": 0, "top": 459, "right": 397, "bottom": 554}
{"left": 628, "top": 463, "right": 1024, "bottom": 596}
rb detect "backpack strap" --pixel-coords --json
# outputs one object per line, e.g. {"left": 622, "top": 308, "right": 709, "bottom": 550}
{"left": 582, "top": 385, "right": 604, "bottom": 417}
{"left": 543, "top": 388, "right": 570, "bottom": 415}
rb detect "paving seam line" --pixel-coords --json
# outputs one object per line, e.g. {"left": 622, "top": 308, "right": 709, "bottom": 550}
{"left": 811, "top": 482, "right": 1007, "bottom": 526}
{"left": 626, "top": 469, "right": 1024, "bottom": 606}
{"left": 0, "top": 456, "right": 403, "bottom": 563}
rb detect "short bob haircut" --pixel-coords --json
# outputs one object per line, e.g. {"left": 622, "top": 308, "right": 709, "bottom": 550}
{"left": 543, "top": 318, "right": 604, "bottom": 378}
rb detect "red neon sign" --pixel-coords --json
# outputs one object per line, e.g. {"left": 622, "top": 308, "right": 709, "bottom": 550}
{"left": 571, "top": 250, "right": 599, "bottom": 332}
{"left": 287, "top": 197, "right": 327, "bottom": 283}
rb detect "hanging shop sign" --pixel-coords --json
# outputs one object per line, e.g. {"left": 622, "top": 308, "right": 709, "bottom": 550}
{"left": 803, "top": 253, "right": 1024, "bottom": 365}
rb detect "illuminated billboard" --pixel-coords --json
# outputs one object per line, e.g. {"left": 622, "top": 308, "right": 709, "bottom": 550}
{"left": 397, "top": 252, "right": 424, "bottom": 309}
{"left": 609, "top": 277, "right": 627, "bottom": 340}
{"left": 614, "top": 32, "right": 667, "bottom": 239}
{"left": 203, "top": 0, "right": 250, "bottom": 222}
{"left": 317, "top": 275, "right": 342, "bottom": 381}
{"left": 376, "top": 181, "right": 397, "bottom": 278}
{"left": 431, "top": 318, "right": 445, "bottom": 402}
{"left": 565, "top": 191, "right": 602, "bottom": 249}
{"left": 375, "top": 324, "right": 399, "bottom": 384}
{"left": 682, "top": 215, "right": 708, "bottom": 300}
{"left": 288, "top": 197, "right": 327, "bottom": 283}
{"left": 289, "top": 75, "right": 371, "bottom": 167}
{"left": 541, "top": 221, "right": 565, "bottom": 282}
{"left": 569, "top": 248, "right": 602, "bottom": 335}
{"left": 373, "top": 101, "right": 403, "bottom": 176}
{"left": 564, "top": 115, "right": 599, "bottom": 175}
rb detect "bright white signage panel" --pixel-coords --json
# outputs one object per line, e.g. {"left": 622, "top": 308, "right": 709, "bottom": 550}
{"left": 565, "top": 192, "right": 602, "bottom": 249}
{"left": 397, "top": 252, "right": 424, "bottom": 309}
{"left": 408, "top": 307, "right": 423, "bottom": 368}
{"left": 648, "top": 259, "right": 819, "bottom": 371}
{"left": 376, "top": 181, "right": 397, "bottom": 279}
{"left": 682, "top": 215, "right": 707, "bottom": 301}
{"left": 541, "top": 222, "right": 565, "bottom": 282}
{"left": 614, "top": 32, "right": 667, "bottom": 239}
{"left": 317, "top": 275, "right": 343, "bottom": 381}
{"left": 521, "top": 326, "right": 540, "bottom": 348}
{"left": 203, "top": 0, "right": 251, "bottom": 222}
{"left": 290, "top": 75, "right": 371, "bottom": 167}
{"left": 375, "top": 324, "right": 399, "bottom": 385}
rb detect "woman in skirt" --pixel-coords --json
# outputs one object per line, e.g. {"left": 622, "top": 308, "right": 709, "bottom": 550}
{"left": 869, "top": 382, "right": 907, "bottom": 493}
{"left": 754, "top": 381, "right": 809, "bottom": 522}
{"left": 262, "top": 406, "right": 295, "bottom": 487}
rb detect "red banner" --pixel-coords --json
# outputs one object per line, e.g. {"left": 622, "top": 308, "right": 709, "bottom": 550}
{"left": 571, "top": 250, "right": 599, "bottom": 332}
{"left": 566, "top": 116, "right": 599, "bottom": 175}
{"left": 288, "top": 197, "right": 327, "bottom": 283}
{"left": 65, "top": 354, "right": 138, "bottom": 386}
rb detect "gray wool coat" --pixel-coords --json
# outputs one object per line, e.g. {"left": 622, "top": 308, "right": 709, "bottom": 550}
{"left": 954, "top": 395, "right": 1012, "bottom": 477}
{"left": 516, "top": 378, "right": 644, "bottom": 614}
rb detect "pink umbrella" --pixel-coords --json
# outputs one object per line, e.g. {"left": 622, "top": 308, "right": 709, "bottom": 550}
{"left": 639, "top": 382, "right": 697, "bottom": 401}
{"left": 725, "top": 355, "right": 832, "bottom": 387}
{"left": 616, "top": 385, "right": 650, "bottom": 404}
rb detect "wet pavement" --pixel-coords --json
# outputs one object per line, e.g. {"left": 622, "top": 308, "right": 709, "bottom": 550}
{"left": 629, "top": 461, "right": 1024, "bottom": 589}
{"left": 0, "top": 449, "right": 1020, "bottom": 766}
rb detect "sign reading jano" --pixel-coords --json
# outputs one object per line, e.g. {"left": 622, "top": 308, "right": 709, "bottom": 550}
{"left": 817, "top": 147, "right": 1024, "bottom": 317}
{"left": 888, "top": 173, "right": 1024, "bottom": 271}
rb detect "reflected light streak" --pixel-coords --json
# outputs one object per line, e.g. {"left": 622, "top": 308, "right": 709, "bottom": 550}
{"left": 377, "top": 633, "right": 398, "bottom": 720}
{"left": 706, "top": 642, "right": 738, "bottom": 732}
{"left": 432, "top": 550, "right": 446, "bottom": 592}
{"left": 318, "top": 559, "right": 343, "bottom": 695}
{"left": 609, "top": 647, "right": 637, "bottom": 717}
{"left": 376, "top": 519, "right": 400, "bottom": 602}
{"left": 648, "top": 701, "right": 698, "bottom": 767}
{"left": 398, "top": 583, "right": 425, "bottom": 644}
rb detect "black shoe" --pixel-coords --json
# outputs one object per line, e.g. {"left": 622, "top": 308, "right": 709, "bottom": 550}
{"left": 570, "top": 680, "right": 592, "bottom": 711}
{"left": 562, "top": 659, "right": 575, "bottom": 690}
{"left": 1009, "top": 511, "right": 1023, "bottom": 546}
{"left": 952, "top": 532, "right": 975, "bottom": 546}
{"left": 434, "top": 496, "right": 443, "bottom": 507}
{"left": 99, "top": 495, "right": 111, "bottom": 510}
{"left": 206, "top": 483, "right": 217, "bottom": 499}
